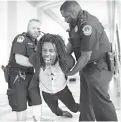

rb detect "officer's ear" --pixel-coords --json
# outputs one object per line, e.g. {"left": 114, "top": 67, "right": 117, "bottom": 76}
{"left": 70, "top": 10, "right": 76, "bottom": 18}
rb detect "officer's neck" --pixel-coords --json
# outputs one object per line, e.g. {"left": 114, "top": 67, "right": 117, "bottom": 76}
{"left": 71, "top": 10, "right": 83, "bottom": 28}
{"left": 26, "top": 32, "right": 36, "bottom": 42}
{"left": 70, "top": 18, "right": 78, "bottom": 28}
{"left": 70, "top": 11, "right": 82, "bottom": 28}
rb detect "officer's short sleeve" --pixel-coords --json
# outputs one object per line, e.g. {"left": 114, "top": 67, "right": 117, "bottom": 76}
{"left": 80, "top": 23, "right": 99, "bottom": 51}
{"left": 12, "top": 35, "right": 26, "bottom": 55}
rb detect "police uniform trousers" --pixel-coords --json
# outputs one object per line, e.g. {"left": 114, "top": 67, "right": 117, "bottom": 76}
{"left": 79, "top": 58, "right": 118, "bottom": 121}
{"left": 7, "top": 67, "right": 41, "bottom": 112}
{"left": 42, "top": 86, "right": 79, "bottom": 116}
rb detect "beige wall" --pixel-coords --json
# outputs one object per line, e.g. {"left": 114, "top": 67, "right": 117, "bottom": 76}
{"left": 17, "top": 1, "right": 37, "bottom": 33}
{"left": 0, "top": 1, "right": 8, "bottom": 95}
{"left": 0, "top": 1, "right": 7, "bottom": 65}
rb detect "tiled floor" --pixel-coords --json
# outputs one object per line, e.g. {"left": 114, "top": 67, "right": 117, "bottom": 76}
{"left": 0, "top": 74, "right": 120, "bottom": 121}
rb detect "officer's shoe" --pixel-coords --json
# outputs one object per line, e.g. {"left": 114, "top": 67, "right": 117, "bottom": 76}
{"left": 62, "top": 111, "right": 73, "bottom": 118}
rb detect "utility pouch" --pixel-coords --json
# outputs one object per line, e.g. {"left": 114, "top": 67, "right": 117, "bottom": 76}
{"left": 7, "top": 89, "right": 17, "bottom": 108}
{"left": 106, "top": 52, "right": 115, "bottom": 71}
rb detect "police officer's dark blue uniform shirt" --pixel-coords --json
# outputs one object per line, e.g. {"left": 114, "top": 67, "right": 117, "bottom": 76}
{"left": 7, "top": 32, "right": 41, "bottom": 112}
{"left": 67, "top": 10, "right": 117, "bottom": 121}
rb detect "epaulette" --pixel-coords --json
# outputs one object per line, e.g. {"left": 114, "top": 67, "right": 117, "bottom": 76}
{"left": 21, "top": 32, "right": 27, "bottom": 37}
{"left": 15, "top": 32, "right": 26, "bottom": 38}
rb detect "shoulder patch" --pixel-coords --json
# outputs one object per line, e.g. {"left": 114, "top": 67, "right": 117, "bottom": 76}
{"left": 17, "top": 36, "right": 25, "bottom": 43}
{"left": 82, "top": 25, "right": 92, "bottom": 36}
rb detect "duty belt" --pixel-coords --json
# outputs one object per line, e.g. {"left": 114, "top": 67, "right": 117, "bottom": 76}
{"left": 87, "top": 53, "right": 106, "bottom": 65}
{"left": 8, "top": 64, "right": 34, "bottom": 73}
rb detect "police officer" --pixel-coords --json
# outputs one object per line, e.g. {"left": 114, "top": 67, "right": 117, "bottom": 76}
{"left": 7, "top": 19, "right": 42, "bottom": 121}
{"left": 60, "top": 1, "right": 118, "bottom": 121}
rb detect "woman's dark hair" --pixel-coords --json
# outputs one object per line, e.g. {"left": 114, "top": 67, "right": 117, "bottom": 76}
{"left": 36, "top": 33, "right": 69, "bottom": 73}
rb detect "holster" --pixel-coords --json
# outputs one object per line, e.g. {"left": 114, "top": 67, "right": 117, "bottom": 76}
{"left": 1, "top": 65, "right": 10, "bottom": 83}
{"left": 105, "top": 52, "right": 115, "bottom": 71}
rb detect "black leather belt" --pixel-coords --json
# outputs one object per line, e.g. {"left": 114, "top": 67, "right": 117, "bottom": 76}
{"left": 88, "top": 53, "right": 106, "bottom": 65}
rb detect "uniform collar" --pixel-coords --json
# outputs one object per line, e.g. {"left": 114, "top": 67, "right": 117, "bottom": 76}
{"left": 69, "top": 10, "right": 83, "bottom": 28}
{"left": 26, "top": 32, "right": 33, "bottom": 40}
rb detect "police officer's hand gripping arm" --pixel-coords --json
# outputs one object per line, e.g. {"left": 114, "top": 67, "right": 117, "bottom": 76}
{"left": 66, "top": 41, "right": 92, "bottom": 76}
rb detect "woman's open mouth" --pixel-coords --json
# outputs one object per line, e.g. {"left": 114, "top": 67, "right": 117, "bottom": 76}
{"left": 44, "top": 58, "right": 51, "bottom": 63}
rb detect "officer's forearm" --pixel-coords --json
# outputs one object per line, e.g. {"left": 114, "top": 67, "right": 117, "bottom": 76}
{"left": 15, "top": 54, "right": 33, "bottom": 67}
{"left": 66, "top": 42, "right": 73, "bottom": 55}
{"left": 69, "top": 51, "right": 92, "bottom": 75}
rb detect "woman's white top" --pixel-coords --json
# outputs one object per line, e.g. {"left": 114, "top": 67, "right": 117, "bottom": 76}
{"left": 39, "top": 62, "right": 67, "bottom": 94}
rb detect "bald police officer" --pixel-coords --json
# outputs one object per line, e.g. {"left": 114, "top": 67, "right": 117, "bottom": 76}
{"left": 7, "top": 19, "right": 42, "bottom": 121}
{"left": 60, "top": 1, "right": 117, "bottom": 121}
